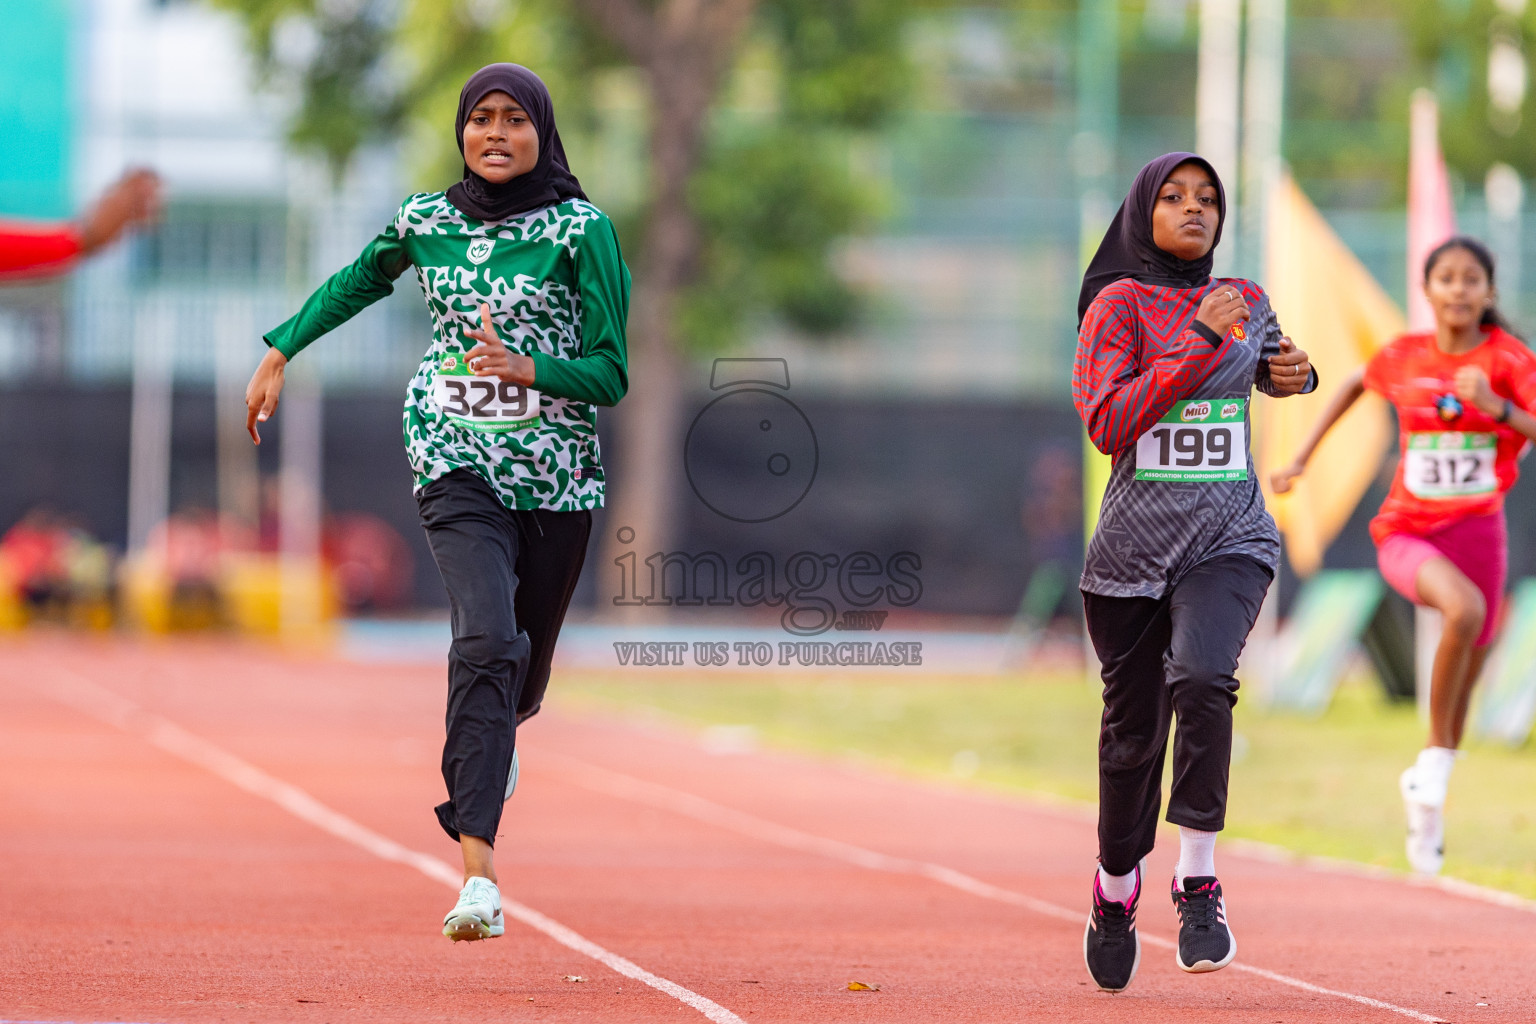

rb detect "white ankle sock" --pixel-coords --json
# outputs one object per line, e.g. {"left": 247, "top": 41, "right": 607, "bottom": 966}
{"left": 1411, "top": 746, "right": 1458, "bottom": 806}
{"left": 1096, "top": 864, "right": 1139, "bottom": 904}
{"left": 1176, "top": 827, "right": 1218, "bottom": 883}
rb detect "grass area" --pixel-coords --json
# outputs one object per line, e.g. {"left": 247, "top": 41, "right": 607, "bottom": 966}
{"left": 557, "top": 669, "right": 1536, "bottom": 899}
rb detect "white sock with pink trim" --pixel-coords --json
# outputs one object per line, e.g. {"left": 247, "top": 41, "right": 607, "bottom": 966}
{"left": 1096, "top": 863, "right": 1139, "bottom": 905}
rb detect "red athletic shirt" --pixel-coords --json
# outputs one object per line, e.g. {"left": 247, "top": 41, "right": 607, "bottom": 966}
{"left": 1361, "top": 327, "right": 1536, "bottom": 543}
{"left": 0, "top": 220, "right": 82, "bottom": 279}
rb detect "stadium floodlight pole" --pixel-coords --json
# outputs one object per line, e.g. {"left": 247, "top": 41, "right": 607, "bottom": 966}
{"left": 1240, "top": 0, "right": 1287, "bottom": 691}
{"left": 1486, "top": 162, "right": 1524, "bottom": 321}
{"left": 1241, "top": 0, "right": 1285, "bottom": 283}
{"left": 1074, "top": 0, "right": 1117, "bottom": 272}
{"left": 1076, "top": 0, "right": 1117, "bottom": 685}
{"left": 126, "top": 293, "right": 172, "bottom": 558}
{"left": 279, "top": 369, "right": 324, "bottom": 634}
{"left": 215, "top": 293, "right": 259, "bottom": 532}
{"left": 279, "top": 164, "right": 326, "bottom": 637}
{"left": 1196, "top": 0, "right": 1242, "bottom": 278}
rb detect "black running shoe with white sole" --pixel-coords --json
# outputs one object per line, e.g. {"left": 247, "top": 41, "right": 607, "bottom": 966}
{"left": 1171, "top": 875, "right": 1235, "bottom": 972}
{"left": 1083, "top": 863, "right": 1142, "bottom": 992}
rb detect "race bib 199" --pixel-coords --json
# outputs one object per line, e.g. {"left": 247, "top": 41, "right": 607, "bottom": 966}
{"left": 1135, "top": 399, "right": 1247, "bottom": 481}
{"left": 433, "top": 356, "right": 541, "bottom": 433}
{"left": 1403, "top": 432, "right": 1496, "bottom": 499}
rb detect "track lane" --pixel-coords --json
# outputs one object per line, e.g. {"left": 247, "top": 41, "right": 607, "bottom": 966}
{"left": 2, "top": 635, "right": 1532, "bottom": 1023}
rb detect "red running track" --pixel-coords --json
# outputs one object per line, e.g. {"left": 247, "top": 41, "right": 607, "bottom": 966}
{"left": 1, "top": 634, "right": 1532, "bottom": 1023}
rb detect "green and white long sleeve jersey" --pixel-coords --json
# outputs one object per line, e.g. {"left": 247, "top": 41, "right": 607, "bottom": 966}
{"left": 265, "top": 194, "right": 630, "bottom": 511}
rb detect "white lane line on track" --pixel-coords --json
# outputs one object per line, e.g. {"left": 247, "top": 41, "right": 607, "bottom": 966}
{"left": 547, "top": 754, "right": 1448, "bottom": 1024}
{"left": 31, "top": 670, "right": 746, "bottom": 1024}
{"left": 1222, "top": 836, "right": 1536, "bottom": 914}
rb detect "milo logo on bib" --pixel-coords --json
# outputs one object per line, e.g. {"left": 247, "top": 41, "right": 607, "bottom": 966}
{"left": 1135, "top": 399, "right": 1247, "bottom": 482}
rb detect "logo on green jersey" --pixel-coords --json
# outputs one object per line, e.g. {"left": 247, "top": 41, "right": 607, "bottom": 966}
{"left": 466, "top": 238, "right": 495, "bottom": 265}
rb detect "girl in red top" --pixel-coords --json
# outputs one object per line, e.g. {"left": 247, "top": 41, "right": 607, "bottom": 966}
{"left": 1272, "top": 236, "right": 1536, "bottom": 876}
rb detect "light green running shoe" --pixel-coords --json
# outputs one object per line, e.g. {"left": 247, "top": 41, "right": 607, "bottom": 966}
{"left": 443, "top": 876, "right": 504, "bottom": 941}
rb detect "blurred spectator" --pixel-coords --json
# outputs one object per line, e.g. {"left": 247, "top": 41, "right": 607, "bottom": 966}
{"left": 260, "top": 476, "right": 415, "bottom": 613}
{"left": 0, "top": 169, "right": 161, "bottom": 279}
{"left": 1, "top": 509, "right": 71, "bottom": 613}
{"left": 1005, "top": 446, "right": 1084, "bottom": 661}
{"left": 146, "top": 507, "right": 242, "bottom": 629}
{"left": 1020, "top": 445, "right": 1083, "bottom": 625}
{"left": 324, "top": 513, "right": 414, "bottom": 613}
{"left": 0, "top": 508, "right": 117, "bottom": 625}
{"left": 1024, "top": 446, "right": 1083, "bottom": 573}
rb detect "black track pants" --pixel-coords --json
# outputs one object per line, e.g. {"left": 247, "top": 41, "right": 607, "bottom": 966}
{"left": 416, "top": 469, "right": 592, "bottom": 845}
{"left": 1082, "top": 555, "right": 1272, "bottom": 877}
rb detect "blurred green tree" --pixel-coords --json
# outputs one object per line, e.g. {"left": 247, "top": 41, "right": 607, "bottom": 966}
{"left": 1401, "top": 0, "right": 1536, "bottom": 183}
{"left": 1280, "top": 1, "right": 1536, "bottom": 200}
{"left": 211, "top": 0, "right": 915, "bottom": 565}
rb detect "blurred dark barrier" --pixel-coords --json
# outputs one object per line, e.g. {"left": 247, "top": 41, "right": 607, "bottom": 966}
{"left": 0, "top": 384, "right": 1091, "bottom": 618}
{"left": 609, "top": 394, "right": 1091, "bottom": 621}
{"left": 17, "top": 383, "right": 1536, "bottom": 621}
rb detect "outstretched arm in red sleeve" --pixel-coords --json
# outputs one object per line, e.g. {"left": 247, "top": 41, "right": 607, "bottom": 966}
{"left": 0, "top": 221, "right": 82, "bottom": 277}
{"left": 0, "top": 169, "right": 160, "bottom": 279}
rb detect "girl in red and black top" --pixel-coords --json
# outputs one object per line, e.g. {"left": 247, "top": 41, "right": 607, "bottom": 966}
{"left": 1073, "top": 153, "right": 1315, "bottom": 993}
{"left": 1273, "top": 236, "right": 1536, "bottom": 878}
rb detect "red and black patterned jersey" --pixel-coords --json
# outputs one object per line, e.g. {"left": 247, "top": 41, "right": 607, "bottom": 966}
{"left": 1074, "top": 277, "right": 1314, "bottom": 598}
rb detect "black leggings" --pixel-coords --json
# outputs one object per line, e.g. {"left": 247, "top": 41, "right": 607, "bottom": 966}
{"left": 1082, "top": 555, "right": 1272, "bottom": 876}
{"left": 416, "top": 469, "right": 592, "bottom": 845}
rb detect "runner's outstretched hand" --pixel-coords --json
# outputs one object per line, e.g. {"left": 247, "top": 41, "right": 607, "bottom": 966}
{"left": 245, "top": 347, "right": 288, "bottom": 445}
{"left": 79, "top": 168, "right": 162, "bottom": 254}
{"left": 464, "top": 303, "right": 535, "bottom": 387}
{"left": 1267, "top": 336, "right": 1313, "bottom": 396}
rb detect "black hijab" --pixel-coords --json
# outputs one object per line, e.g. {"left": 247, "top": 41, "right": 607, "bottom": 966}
{"left": 1076, "top": 152, "right": 1225, "bottom": 324}
{"left": 446, "top": 63, "right": 586, "bottom": 223}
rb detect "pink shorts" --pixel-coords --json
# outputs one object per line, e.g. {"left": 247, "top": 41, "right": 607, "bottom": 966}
{"left": 1376, "top": 511, "right": 1507, "bottom": 647}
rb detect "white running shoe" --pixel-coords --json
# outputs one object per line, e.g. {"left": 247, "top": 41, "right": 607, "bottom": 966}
{"left": 505, "top": 748, "right": 519, "bottom": 801}
{"left": 443, "top": 876, "right": 505, "bottom": 941}
{"left": 1400, "top": 766, "right": 1445, "bottom": 876}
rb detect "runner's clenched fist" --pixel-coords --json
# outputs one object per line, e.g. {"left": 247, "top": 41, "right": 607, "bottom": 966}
{"left": 1453, "top": 365, "right": 1499, "bottom": 417}
{"left": 1195, "top": 285, "right": 1250, "bottom": 339}
{"left": 1266, "top": 336, "right": 1312, "bottom": 396}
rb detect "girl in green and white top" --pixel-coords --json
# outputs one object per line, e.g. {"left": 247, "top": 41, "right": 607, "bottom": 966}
{"left": 244, "top": 63, "right": 629, "bottom": 941}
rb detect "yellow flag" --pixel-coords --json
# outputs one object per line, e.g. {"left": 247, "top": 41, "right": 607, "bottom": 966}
{"left": 1259, "top": 174, "right": 1403, "bottom": 576}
